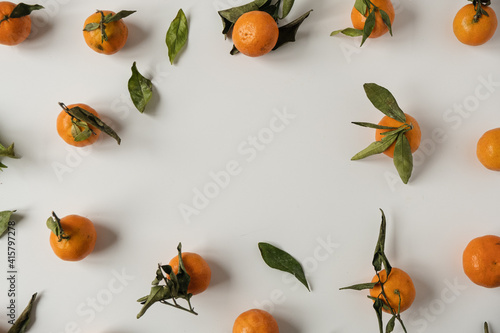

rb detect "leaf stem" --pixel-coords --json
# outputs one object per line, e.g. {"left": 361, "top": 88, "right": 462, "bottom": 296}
{"left": 159, "top": 299, "right": 198, "bottom": 315}
{"left": 98, "top": 10, "right": 108, "bottom": 42}
{"left": 51, "top": 211, "right": 70, "bottom": 242}
{"left": 0, "top": 15, "right": 9, "bottom": 24}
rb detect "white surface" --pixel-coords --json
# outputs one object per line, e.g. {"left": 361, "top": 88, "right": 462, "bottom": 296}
{"left": 1, "top": 0, "right": 500, "bottom": 332}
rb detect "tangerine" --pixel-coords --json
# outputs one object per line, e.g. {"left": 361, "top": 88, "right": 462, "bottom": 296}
{"left": 232, "top": 11, "right": 279, "bottom": 57}
{"left": 477, "top": 128, "right": 500, "bottom": 171}
{"left": 351, "top": 0, "right": 395, "bottom": 39}
{"left": 56, "top": 103, "right": 101, "bottom": 147}
{"left": 375, "top": 113, "right": 421, "bottom": 158}
{"left": 233, "top": 309, "right": 279, "bottom": 333}
{"left": 48, "top": 212, "right": 97, "bottom": 261}
{"left": 83, "top": 10, "right": 129, "bottom": 55}
{"left": 169, "top": 252, "right": 211, "bottom": 295}
{"left": 463, "top": 235, "right": 500, "bottom": 288}
{"left": 0, "top": 1, "right": 31, "bottom": 45}
{"left": 453, "top": 4, "right": 497, "bottom": 46}
{"left": 369, "top": 267, "right": 416, "bottom": 313}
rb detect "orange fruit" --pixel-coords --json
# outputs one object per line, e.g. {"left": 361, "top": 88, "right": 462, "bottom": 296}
{"left": 477, "top": 128, "right": 500, "bottom": 171}
{"left": 233, "top": 309, "right": 279, "bottom": 333}
{"left": 351, "top": 0, "right": 395, "bottom": 39}
{"left": 232, "top": 11, "right": 279, "bottom": 57}
{"left": 375, "top": 113, "right": 421, "bottom": 158}
{"left": 463, "top": 235, "right": 500, "bottom": 288}
{"left": 83, "top": 10, "right": 129, "bottom": 55}
{"left": 0, "top": 1, "right": 31, "bottom": 45}
{"left": 453, "top": 4, "right": 497, "bottom": 46}
{"left": 369, "top": 268, "right": 416, "bottom": 313}
{"left": 169, "top": 252, "right": 211, "bottom": 295}
{"left": 49, "top": 213, "right": 97, "bottom": 261}
{"left": 56, "top": 103, "right": 101, "bottom": 147}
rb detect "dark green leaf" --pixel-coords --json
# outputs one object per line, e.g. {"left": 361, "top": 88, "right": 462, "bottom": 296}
{"left": 71, "top": 121, "right": 92, "bottom": 142}
{"left": 63, "top": 104, "right": 121, "bottom": 145}
{"left": 0, "top": 161, "right": 7, "bottom": 170}
{"left": 83, "top": 22, "right": 100, "bottom": 32}
{"left": 230, "top": 44, "right": 239, "bottom": 55}
{"left": 379, "top": 9, "right": 393, "bottom": 36}
{"left": 367, "top": 295, "right": 392, "bottom": 311}
{"left": 136, "top": 286, "right": 170, "bottom": 319}
{"left": 373, "top": 298, "right": 384, "bottom": 333}
{"left": 7, "top": 293, "right": 37, "bottom": 333}
{"left": 0, "top": 142, "right": 17, "bottom": 158}
{"left": 485, "top": 322, "right": 490, "bottom": 333}
{"left": 258, "top": 242, "right": 310, "bottom": 291}
{"left": 128, "top": 62, "right": 153, "bottom": 113}
{"left": 175, "top": 242, "right": 191, "bottom": 295}
{"left": 330, "top": 28, "right": 364, "bottom": 37}
{"left": 273, "top": 9, "right": 313, "bottom": 50}
{"left": 166, "top": 9, "right": 189, "bottom": 65}
{"left": 360, "top": 10, "right": 375, "bottom": 46}
{"left": 103, "top": 10, "right": 136, "bottom": 23}
{"left": 9, "top": 3, "right": 43, "bottom": 19}
{"left": 393, "top": 133, "right": 413, "bottom": 184}
{"left": 281, "top": 0, "right": 295, "bottom": 19}
{"left": 261, "top": 0, "right": 281, "bottom": 19}
{"left": 372, "top": 209, "right": 392, "bottom": 275}
{"left": 386, "top": 315, "right": 396, "bottom": 333}
{"left": 354, "top": 0, "right": 368, "bottom": 15}
{"left": 352, "top": 122, "right": 399, "bottom": 130}
{"left": 351, "top": 132, "right": 398, "bottom": 160}
{"left": 218, "top": 0, "right": 270, "bottom": 35}
{"left": 46, "top": 216, "right": 61, "bottom": 238}
{"left": 0, "top": 210, "right": 15, "bottom": 238}
{"left": 339, "top": 282, "right": 377, "bottom": 291}
{"left": 363, "top": 83, "right": 406, "bottom": 123}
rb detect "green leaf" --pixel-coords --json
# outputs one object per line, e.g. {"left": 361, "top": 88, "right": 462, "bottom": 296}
{"left": 339, "top": 282, "right": 377, "bottom": 291}
{"left": 83, "top": 22, "right": 100, "bottom": 32}
{"left": 71, "top": 121, "right": 92, "bottom": 142}
{"left": 258, "top": 242, "right": 310, "bottom": 291}
{"left": 273, "top": 9, "right": 313, "bottom": 50}
{"left": 393, "top": 133, "right": 413, "bottom": 184}
{"left": 360, "top": 10, "right": 375, "bottom": 46}
{"left": 218, "top": 0, "right": 270, "bottom": 35}
{"left": 485, "top": 322, "right": 490, "bottom": 333}
{"left": 260, "top": 0, "right": 281, "bottom": 19}
{"left": 379, "top": 9, "right": 393, "bottom": 36}
{"left": 0, "top": 210, "right": 15, "bottom": 238}
{"left": 7, "top": 293, "right": 37, "bottom": 333}
{"left": 363, "top": 83, "right": 406, "bottom": 123}
{"left": 103, "top": 10, "right": 136, "bottom": 23}
{"left": 372, "top": 209, "right": 392, "bottom": 275}
{"left": 128, "top": 62, "right": 153, "bottom": 113}
{"left": 174, "top": 243, "right": 191, "bottom": 295}
{"left": 0, "top": 161, "right": 7, "bottom": 170}
{"left": 352, "top": 122, "right": 399, "bottom": 130}
{"left": 386, "top": 315, "right": 396, "bottom": 333}
{"left": 62, "top": 104, "right": 121, "bottom": 145}
{"left": 354, "top": 0, "right": 368, "bottom": 15}
{"left": 0, "top": 142, "right": 17, "bottom": 158}
{"left": 166, "top": 9, "right": 189, "bottom": 65}
{"left": 373, "top": 298, "right": 384, "bottom": 333}
{"left": 136, "top": 286, "right": 170, "bottom": 319}
{"left": 46, "top": 216, "right": 61, "bottom": 238}
{"left": 330, "top": 28, "right": 364, "bottom": 37}
{"left": 351, "top": 132, "right": 399, "bottom": 160}
{"left": 281, "top": 0, "right": 295, "bottom": 19}
{"left": 9, "top": 3, "right": 44, "bottom": 19}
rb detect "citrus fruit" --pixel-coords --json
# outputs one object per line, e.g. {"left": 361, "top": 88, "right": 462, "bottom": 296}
{"left": 351, "top": 0, "right": 395, "bottom": 39}
{"left": 369, "top": 267, "right": 416, "bottom": 313}
{"left": 0, "top": 1, "right": 31, "bottom": 45}
{"left": 48, "top": 212, "right": 97, "bottom": 261}
{"left": 232, "top": 10, "right": 279, "bottom": 57}
{"left": 463, "top": 235, "right": 500, "bottom": 288}
{"left": 83, "top": 10, "right": 129, "bottom": 55}
{"left": 233, "top": 309, "right": 279, "bottom": 333}
{"left": 453, "top": 4, "right": 497, "bottom": 46}
{"left": 375, "top": 113, "right": 421, "bottom": 158}
{"left": 477, "top": 128, "right": 500, "bottom": 171}
{"left": 56, "top": 103, "right": 101, "bottom": 147}
{"left": 169, "top": 252, "right": 211, "bottom": 295}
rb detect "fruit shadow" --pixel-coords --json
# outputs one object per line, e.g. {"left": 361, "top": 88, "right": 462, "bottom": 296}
{"left": 393, "top": 3, "right": 416, "bottom": 39}
{"left": 205, "top": 258, "right": 230, "bottom": 289}
{"left": 22, "top": 18, "right": 54, "bottom": 49}
{"left": 274, "top": 314, "right": 301, "bottom": 333}
{"left": 93, "top": 223, "right": 118, "bottom": 254}
{"left": 124, "top": 22, "right": 149, "bottom": 51}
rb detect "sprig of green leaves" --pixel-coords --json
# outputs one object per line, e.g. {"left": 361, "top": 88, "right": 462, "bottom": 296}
{"left": 218, "top": 0, "right": 312, "bottom": 54}
{"left": 166, "top": 9, "right": 189, "bottom": 64}
{"left": 83, "top": 10, "right": 135, "bottom": 42}
{"left": 331, "top": 0, "right": 392, "bottom": 46}
{"left": 7, "top": 3, "right": 44, "bottom": 20}
{"left": 351, "top": 83, "right": 415, "bottom": 184}
{"left": 340, "top": 209, "right": 408, "bottom": 333}
{"left": 0, "top": 141, "right": 18, "bottom": 171}
{"left": 137, "top": 243, "right": 198, "bottom": 318}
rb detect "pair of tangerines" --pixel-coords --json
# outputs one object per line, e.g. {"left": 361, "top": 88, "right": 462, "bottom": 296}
{"left": 0, "top": 1, "right": 132, "bottom": 54}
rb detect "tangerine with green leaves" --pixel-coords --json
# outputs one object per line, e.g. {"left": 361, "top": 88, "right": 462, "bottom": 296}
{"left": 47, "top": 212, "right": 97, "bottom": 261}
{"left": 477, "top": 128, "right": 500, "bottom": 171}
{"left": 369, "top": 267, "right": 416, "bottom": 313}
{"left": 232, "top": 10, "right": 279, "bottom": 57}
{"left": 0, "top": 2, "right": 42, "bottom": 45}
{"left": 56, "top": 103, "right": 101, "bottom": 147}
{"left": 463, "top": 235, "right": 500, "bottom": 288}
{"left": 233, "top": 309, "right": 279, "bottom": 333}
{"left": 83, "top": 10, "right": 134, "bottom": 55}
{"left": 375, "top": 113, "right": 421, "bottom": 158}
{"left": 453, "top": 3, "right": 497, "bottom": 46}
{"left": 168, "top": 252, "right": 211, "bottom": 295}
{"left": 351, "top": 0, "right": 395, "bottom": 38}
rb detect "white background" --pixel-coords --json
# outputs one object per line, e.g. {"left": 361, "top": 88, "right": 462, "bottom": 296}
{"left": 1, "top": 0, "right": 500, "bottom": 332}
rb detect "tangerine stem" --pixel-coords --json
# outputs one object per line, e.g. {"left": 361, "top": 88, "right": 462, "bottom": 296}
{"left": 159, "top": 300, "right": 198, "bottom": 315}
{"left": 98, "top": 10, "right": 108, "bottom": 42}
{"left": 0, "top": 15, "right": 9, "bottom": 24}
{"left": 51, "top": 211, "right": 70, "bottom": 242}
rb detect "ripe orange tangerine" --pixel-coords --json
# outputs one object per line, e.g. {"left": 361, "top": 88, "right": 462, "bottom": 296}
{"left": 453, "top": 4, "right": 497, "bottom": 46}
{"left": 463, "top": 235, "right": 500, "bottom": 288}
{"left": 83, "top": 10, "right": 129, "bottom": 55}
{"left": 169, "top": 252, "right": 211, "bottom": 295}
{"left": 0, "top": 1, "right": 31, "bottom": 45}
{"left": 233, "top": 309, "right": 279, "bottom": 333}
{"left": 369, "top": 268, "right": 416, "bottom": 313}
{"left": 477, "top": 128, "right": 500, "bottom": 171}
{"left": 351, "top": 0, "right": 395, "bottom": 39}
{"left": 375, "top": 113, "right": 421, "bottom": 158}
{"left": 232, "top": 10, "right": 279, "bottom": 57}
{"left": 56, "top": 103, "right": 101, "bottom": 147}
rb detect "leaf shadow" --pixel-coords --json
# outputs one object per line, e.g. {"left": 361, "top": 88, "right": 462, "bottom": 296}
{"left": 20, "top": 16, "right": 55, "bottom": 49}
{"left": 92, "top": 223, "right": 118, "bottom": 254}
